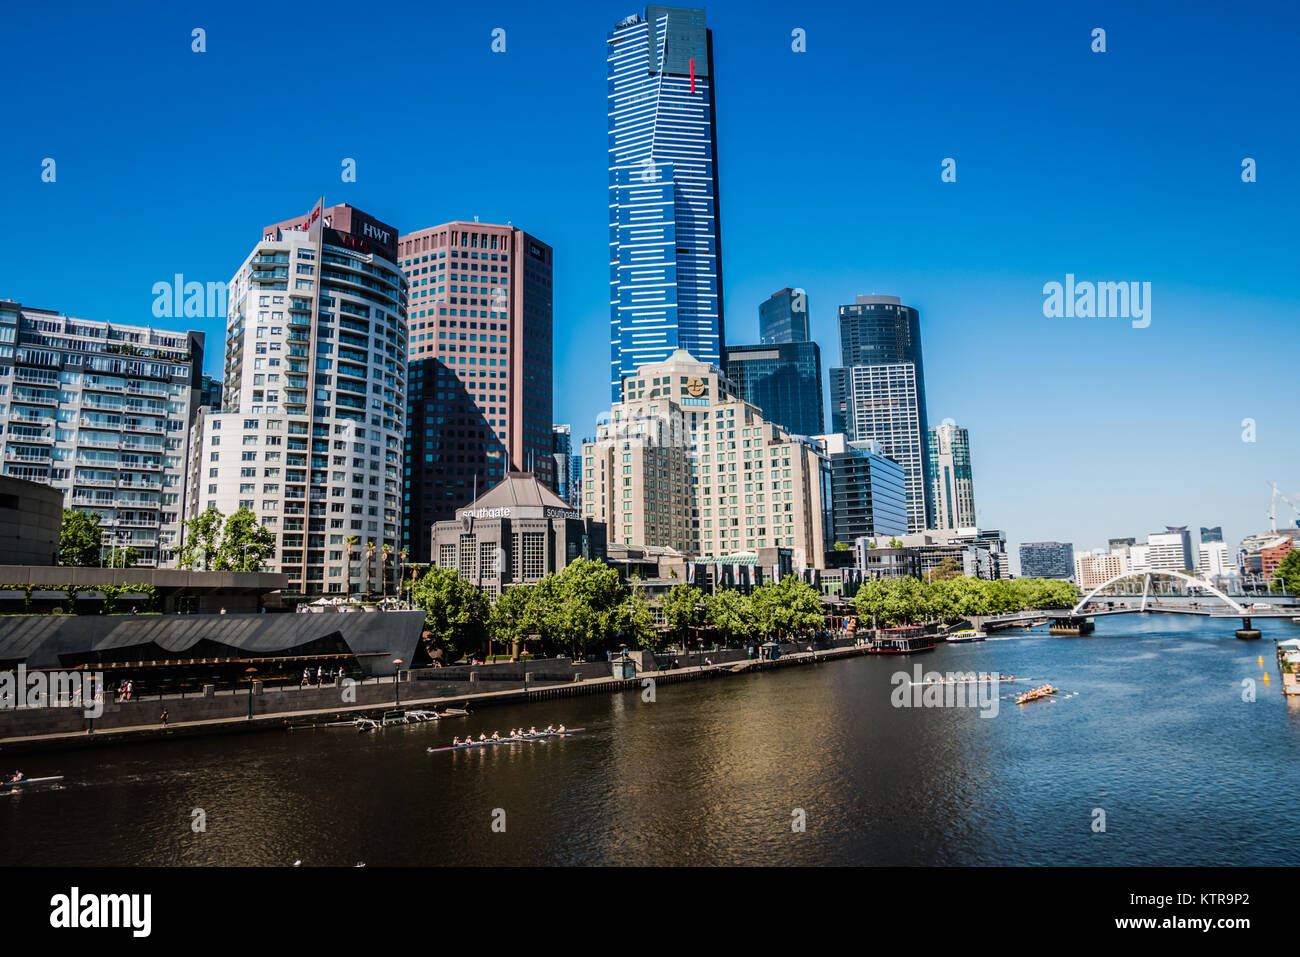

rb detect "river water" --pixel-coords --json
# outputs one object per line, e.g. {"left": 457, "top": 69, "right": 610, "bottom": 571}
{"left": 3, "top": 615, "right": 1298, "bottom": 866}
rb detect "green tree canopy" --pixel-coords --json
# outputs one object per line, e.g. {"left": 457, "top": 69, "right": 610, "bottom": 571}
{"left": 703, "top": 588, "right": 753, "bottom": 645}
{"left": 411, "top": 566, "right": 489, "bottom": 662}
{"left": 661, "top": 583, "right": 703, "bottom": 645}
{"left": 1273, "top": 549, "right": 1300, "bottom": 596}
{"left": 178, "top": 507, "right": 225, "bottom": 570}
{"left": 215, "top": 507, "right": 276, "bottom": 571}
{"left": 59, "top": 509, "right": 103, "bottom": 567}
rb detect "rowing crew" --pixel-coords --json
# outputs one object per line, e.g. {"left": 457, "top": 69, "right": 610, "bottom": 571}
{"left": 923, "top": 673, "right": 1014, "bottom": 684}
{"left": 6, "top": 771, "right": 23, "bottom": 784}
{"left": 451, "top": 725, "right": 567, "bottom": 746}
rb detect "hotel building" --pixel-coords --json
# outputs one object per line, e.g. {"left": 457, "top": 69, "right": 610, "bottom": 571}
{"left": 194, "top": 201, "right": 406, "bottom": 595}
{"left": 0, "top": 300, "right": 203, "bottom": 566}
{"left": 607, "top": 6, "right": 725, "bottom": 400}
{"left": 582, "top": 350, "right": 831, "bottom": 567}
{"left": 398, "top": 221, "right": 554, "bottom": 560}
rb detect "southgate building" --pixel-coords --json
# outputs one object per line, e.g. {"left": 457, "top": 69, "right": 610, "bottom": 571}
{"left": 0, "top": 301, "right": 203, "bottom": 567}
{"left": 396, "top": 221, "right": 554, "bottom": 561}
{"left": 582, "top": 350, "right": 831, "bottom": 568}
{"left": 607, "top": 5, "right": 725, "bottom": 400}
{"left": 194, "top": 201, "right": 407, "bottom": 596}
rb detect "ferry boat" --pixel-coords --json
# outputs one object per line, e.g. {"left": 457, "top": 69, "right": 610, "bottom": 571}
{"left": 868, "top": 626, "right": 936, "bottom": 654}
{"left": 944, "top": 629, "right": 986, "bottom": 643}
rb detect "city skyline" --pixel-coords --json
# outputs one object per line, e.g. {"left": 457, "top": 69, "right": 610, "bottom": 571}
{"left": 2, "top": 0, "right": 1298, "bottom": 564}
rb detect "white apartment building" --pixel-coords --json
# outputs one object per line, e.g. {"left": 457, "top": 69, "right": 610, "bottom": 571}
{"left": 1197, "top": 540, "right": 1233, "bottom": 580}
{"left": 582, "top": 350, "right": 831, "bottom": 567}
{"left": 0, "top": 301, "right": 202, "bottom": 566}
{"left": 194, "top": 201, "right": 407, "bottom": 595}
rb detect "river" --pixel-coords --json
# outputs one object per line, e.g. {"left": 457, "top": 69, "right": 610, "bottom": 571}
{"left": 3, "top": 614, "right": 1298, "bottom": 866}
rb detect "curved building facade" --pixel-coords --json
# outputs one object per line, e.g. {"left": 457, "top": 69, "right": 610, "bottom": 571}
{"left": 195, "top": 201, "right": 407, "bottom": 596}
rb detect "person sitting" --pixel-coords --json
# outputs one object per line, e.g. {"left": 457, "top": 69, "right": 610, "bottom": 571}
{"left": 452, "top": 737, "right": 462, "bottom": 747}
{"left": 556, "top": 724, "right": 566, "bottom": 733}
{"left": 478, "top": 733, "right": 487, "bottom": 742}
{"left": 490, "top": 730, "right": 501, "bottom": 740}
{"left": 528, "top": 726, "right": 538, "bottom": 735}
{"left": 9, "top": 771, "right": 22, "bottom": 783}
{"left": 545, "top": 724, "right": 555, "bottom": 734}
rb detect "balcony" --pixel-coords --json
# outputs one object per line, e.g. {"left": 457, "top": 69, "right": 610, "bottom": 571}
{"left": 12, "top": 389, "right": 58, "bottom": 407}
{"left": 73, "top": 475, "right": 117, "bottom": 488}
{"left": 123, "top": 419, "right": 165, "bottom": 434}
{"left": 77, "top": 435, "right": 119, "bottom": 450}
{"left": 3, "top": 449, "right": 52, "bottom": 464}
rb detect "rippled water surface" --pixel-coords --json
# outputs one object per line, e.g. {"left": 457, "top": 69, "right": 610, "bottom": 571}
{"left": 3, "top": 615, "right": 1298, "bottom": 865}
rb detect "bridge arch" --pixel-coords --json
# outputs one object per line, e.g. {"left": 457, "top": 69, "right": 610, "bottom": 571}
{"left": 1072, "top": 570, "right": 1246, "bottom": 616}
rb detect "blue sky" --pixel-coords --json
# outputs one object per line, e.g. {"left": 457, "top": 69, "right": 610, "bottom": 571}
{"left": 2, "top": 0, "right": 1297, "bottom": 567}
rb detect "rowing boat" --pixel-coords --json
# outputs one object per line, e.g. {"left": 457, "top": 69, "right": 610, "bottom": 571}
{"left": 427, "top": 728, "right": 585, "bottom": 753}
{"left": 1, "top": 775, "right": 64, "bottom": 789}
{"left": 1016, "top": 685, "right": 1057, "bottom": 705}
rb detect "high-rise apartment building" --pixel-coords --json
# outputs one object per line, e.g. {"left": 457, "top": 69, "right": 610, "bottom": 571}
{"left": 1198, "top": 540, "right": 1233, "bottom": 580}
{"left": 608, "top": 6, "right": 724, "bottom": 400}
{"left": 813, "top": 434, "right": 906, "bottom": 545}
{"left": 759, "top": 287, "right": 810, "bottom": 344}
{"left": 1075, "top": 551, "right": 1123, "bottom": 590}
{"left": 1148, "top": 526, "right": 1194, "bottom": 571}
{"left": 582, "top": 350, "right": 831, "bottom": 567}
{"left": 724, "top": 341, "right": 823, "bottom": 437}
{"left": 0, "top": 301, "right": 203, "bottom": 567}
{"left": 830, "top": 295, "right": 931, "bottom": 532}
{"left": 397, "top": 221, "right": 554, "bottom": 558}
{"left": 1020, "top": 541, "right": 1074, "bottom": 579}
{"left": 195, "top": 201, "right": 406, "bottom": 595}
{"left": 927, "top": 418, "right": 976, "bottom": 530}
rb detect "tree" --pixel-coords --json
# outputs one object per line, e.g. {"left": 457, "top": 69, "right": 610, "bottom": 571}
{"left": 410, "top": 566, "right": 489, "bottom": 662}
{"left": 750, "top": 577, "right": 825, "bottom": 640}
{"left": 380, "top": 543, "right": 393, "bottom": 599}
{"left": 887, "top": 536, "right": 904, "bottom": 549}
{"left": 214, "top": 507, "right": 276, "bottom": 571}
{"left": 489, "top": 584, "right": 534, "bottom": 657}
{"left": 551, "top": 558, "right": 626, "bottom": 659}
{"left": 833, "top": 541, "right": 850, "bottom": 551}
{"left": 704, "top": 589, "right": 753, "bottom": 645}
{"left": 1274, "top": 549, "right": 1300, "bottom": 596}
{"left": 343, "top": 536, "right": 358, "bottom": 596}
{"left": 930, "top": 555, "right": 962, "bottom": 581}
{"left": 179, "top": 507, "right": 224, "bottom": 569}
{"left": 661, "top": 583, "right": 703, "bottom": 647}
{"left": 60, "top": 509, "right": 103, "bottom": 567}
{"left": 618, "top": 585, "right": 658, "bottom": 649}
{"left": 105, "top": 546, "right": 139, "bottom": 569}
{"left": 364, "top": 541, "right": 376, "bottom": 596}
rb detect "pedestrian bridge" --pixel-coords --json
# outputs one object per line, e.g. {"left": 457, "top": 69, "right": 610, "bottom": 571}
{"left": 1072, "top": 570, "right": 1297, "bottom": 618}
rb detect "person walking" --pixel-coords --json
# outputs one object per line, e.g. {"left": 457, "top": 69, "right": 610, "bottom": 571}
{"left": 159, "top": 707, "right": 168, "bottom": 728}
{"left": 301, "top": 668, "right": 310, "bottom": 688}
{"left": 316, "top": 666, "right": 324, "bottom": 687}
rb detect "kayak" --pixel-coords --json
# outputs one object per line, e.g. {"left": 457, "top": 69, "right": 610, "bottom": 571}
{"left": 1, "top": 775, "right": 64, "bottom": 789}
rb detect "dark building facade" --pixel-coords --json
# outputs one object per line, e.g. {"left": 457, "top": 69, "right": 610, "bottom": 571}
{"left": 0, "top": 476, "right": 62, "bottom": 566}
{"left": 829, "top": 295, "right": 932, "bottom": 532}
{"left": 1200, "top": 526, "right": 1223, "bottom": 543}
{"left": 816, "top": 435, "right": 907, "bottom": 545}
{"left": 724, "top": 341, "right": 824, "bottom": 437}
{"left": 758, "top": 287, "right": 810, "bottom": 344}
{"left": 1019, "top": 541, "right": 1075, "bottom": 580}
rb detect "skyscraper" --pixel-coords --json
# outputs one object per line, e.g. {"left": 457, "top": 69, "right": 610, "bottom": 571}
{"left": 814, "top": 434, "right": 907, "bottom": 544}
{"left": 759, "top": 287, "right": 810, "bottom": 344}
{"left": 724, "top": 341, "right": 824, "bottom": 437}
{"left": 552, "top": 424, "right": 572, "bottom": 503}
{"left": 397, "top": 221, "right": 554, "bottom": 559}
{"left": 196, "top": 200, "right": 406, "bottom": 595}
{"left": 927, "top": 418, "right": 976, "bottom": 529}
{"left": 829, "top": 295, "right": 931, "bottom": 532}
{"left": 0, "top": 300, "right": 203, "bottom": 567}
{"left": 608, "top": 5, "right": 724, "bottom": 400}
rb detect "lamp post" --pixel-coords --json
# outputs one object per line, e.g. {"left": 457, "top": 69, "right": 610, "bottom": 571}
{"left": 392, "top": 658, "right": 403, "bottom": 707}
{"left": 245, "top": 667, "right": 258, "bottom": 719}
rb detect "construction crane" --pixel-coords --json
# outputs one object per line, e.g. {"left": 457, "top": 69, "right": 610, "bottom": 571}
{"left": 1266, "top": 481, "right": 1300, "bottom": 533}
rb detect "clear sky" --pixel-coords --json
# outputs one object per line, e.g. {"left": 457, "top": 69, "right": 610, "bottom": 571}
{"left": 2, "top": 0, "right": 1297, "bottom": 568}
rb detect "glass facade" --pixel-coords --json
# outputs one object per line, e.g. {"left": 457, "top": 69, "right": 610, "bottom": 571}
{"left": 724, "top": 341, "right": 823, "bottom": 437}
{"left": 826, "top": 442, "right": 907, "bottom": 543}
{"left": 829, "top": 296, "right": 931, "bottom": 532}
{"left": 759, "top": 287, "right": 810, "bottom": 344}
{"left": 1019, "top": 541, "right": 1075, "bottom": 579}
{"left": 926, "top": 420, "right": 976, "bottom": 529}
{"left": 608, "top": 6, "right": 724, "bottom": 400}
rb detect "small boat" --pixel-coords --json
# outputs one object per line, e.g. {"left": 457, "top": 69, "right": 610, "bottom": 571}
{"left": 438, "top": 707, "right": 469, "bottom": 717}
{"left": 355, "top": 718, "right": 379, "bottom": 733}
{"left": 945, "top": 630, "right": 986, "bottom": 643}
{"left": 1, "top": 775, "right": 64, "bottom": 789}
{"left": 1016, "top": 685, "right": 1058, "bottom": 705}
{"left": 427, "top": 728, "right": 585, "bottom": 753}
{"left": 381, "top": 710, "right": 409, "bottom": 726}
{"left": 405, "top": 710, "right": 438, "bottom": 722}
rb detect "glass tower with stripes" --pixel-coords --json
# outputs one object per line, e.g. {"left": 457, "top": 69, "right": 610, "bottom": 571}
{"left": 607, "top": 5, "right": 724, "bottom": 401}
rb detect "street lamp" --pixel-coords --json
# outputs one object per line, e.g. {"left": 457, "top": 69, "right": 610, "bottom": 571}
{"left": 392, "top": 658, "right": 403, "bottom": 707}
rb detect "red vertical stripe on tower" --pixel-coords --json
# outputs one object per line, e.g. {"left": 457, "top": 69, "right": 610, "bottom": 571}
{"left": 690, "top": 58, "right": 695, "bottom": 92}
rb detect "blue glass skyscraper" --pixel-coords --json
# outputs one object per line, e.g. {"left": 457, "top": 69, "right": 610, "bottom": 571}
{"left": 607, "top": 5, "right": 724, "bottom": 400}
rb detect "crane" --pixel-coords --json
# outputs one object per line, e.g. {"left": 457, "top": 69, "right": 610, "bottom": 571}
{"left": 1266, "top": 481, "right": 1300, "bottom": 533}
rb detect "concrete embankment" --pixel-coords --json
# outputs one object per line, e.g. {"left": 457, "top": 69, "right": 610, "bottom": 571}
{"left": 0, "top": 639, "right": 868, "bottom": 754}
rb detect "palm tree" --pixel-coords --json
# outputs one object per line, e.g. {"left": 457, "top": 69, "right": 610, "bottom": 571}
{"left": 344, "top": 535, "right": 358, "bottom": 597}
{"left": 364, "top": 540, "right": 376, "bottom": 598}
{"left": 399, "top": 547, "right": 409, "bottom": 602}
{"left": 381, "top": 544, "right": 393, "bottom": 599}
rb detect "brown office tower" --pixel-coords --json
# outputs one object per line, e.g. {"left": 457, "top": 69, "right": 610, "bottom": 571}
{"left": 398, "top": 222, "right": 554, "bottom": 562}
